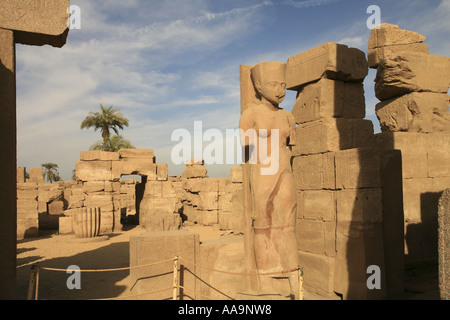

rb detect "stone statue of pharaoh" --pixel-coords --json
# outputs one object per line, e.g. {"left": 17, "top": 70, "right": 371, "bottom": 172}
{"left": 239, "top": 61, "right": 299, "bottom": 297}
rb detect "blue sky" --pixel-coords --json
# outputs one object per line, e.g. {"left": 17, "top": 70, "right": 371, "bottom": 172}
{"left": 15, "top": 0, "right": 450, "bottom": 180}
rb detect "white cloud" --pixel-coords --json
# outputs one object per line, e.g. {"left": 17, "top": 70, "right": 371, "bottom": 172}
{"left": 283, "top": 0, "right": 341, "bottom": 9}
{"left": 15, "top": 0, "right": 447, "bottom": 180}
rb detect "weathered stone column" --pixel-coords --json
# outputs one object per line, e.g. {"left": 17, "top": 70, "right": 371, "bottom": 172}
{"left": 438, "top": 189, "right": 450, "bottom": 300}
{"left": 0, "top": 28, "right": 17, "bottom": 300}
{"left": 0, "top": 0, "right": 70, "bottom": 298}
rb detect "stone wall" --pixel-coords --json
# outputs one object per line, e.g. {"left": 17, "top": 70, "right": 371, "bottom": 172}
{"left": 16, "top": 167, "right": 39, "bottom": 239}
{"left": 16, "top": 167, "right": 72, "bottom": 239}
{"left": 371, "top": 24, "right": 450, "bottom": 265}
{"left": 71, "top": 149, "right": 168, "bottom": 233}
{"left": 287, "top": 42, "right": 404, "bottom": 299}
{"left": 180, "top": 160, "right": 243, "bottom": 233}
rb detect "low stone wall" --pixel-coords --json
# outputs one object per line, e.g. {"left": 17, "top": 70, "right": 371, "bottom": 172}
{"left": 181, "top": 161, "right": 244, "bottom": 233}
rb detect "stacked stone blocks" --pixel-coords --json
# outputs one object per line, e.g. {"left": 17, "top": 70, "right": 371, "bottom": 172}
{"left": 372, "top": 24, "right": 450, "bottom": 265}
{"left": 288, "top": 42, "right": 404, "bottom": 299}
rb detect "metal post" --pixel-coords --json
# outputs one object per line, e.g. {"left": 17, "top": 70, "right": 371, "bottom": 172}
{"left": 27, "top": 265, "right": 40, "bottom": 300}
{"left": 173, "top": 256, "right": 179, "bottom": 300}
{"left": 298, "top": 266, "right": 304, "bottom": 300}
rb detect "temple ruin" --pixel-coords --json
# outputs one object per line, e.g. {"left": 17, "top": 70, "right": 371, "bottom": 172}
{"left": 12, "top": 23, "right": 450, "bottom": 300}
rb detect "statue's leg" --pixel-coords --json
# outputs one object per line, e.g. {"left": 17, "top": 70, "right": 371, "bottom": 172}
{"left": 270, "top": 170, "right": 300, "bottom": 298}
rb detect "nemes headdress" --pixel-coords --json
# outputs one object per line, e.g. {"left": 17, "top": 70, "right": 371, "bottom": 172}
{"left": 250, "top": 61, "right": 286, "bottom": 86}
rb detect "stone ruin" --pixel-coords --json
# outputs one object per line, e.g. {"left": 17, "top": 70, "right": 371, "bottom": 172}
{"left": 371, "top": 24, "right": 450, "bottom": 266}
{"left": 14, "top": 23, "right": 450, "bottom": 300}
{"left": 16, "top": 151, "right": 244, "bottom": 240}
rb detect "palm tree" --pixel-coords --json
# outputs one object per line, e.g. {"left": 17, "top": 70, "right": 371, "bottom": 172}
{"left": 41, "top": 163, "right": 60, "bottom": 183}
{"left": 80, "top": 104, "right": 129, "bottom": 151}
{"left": 90, "top": 134, "right": 135, "bottom": 152}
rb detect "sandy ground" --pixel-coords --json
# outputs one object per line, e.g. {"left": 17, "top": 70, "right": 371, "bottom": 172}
{"left": 16, "top": 225, "right": 440, "bottom": 300}
{"left": 16, "top": 224, "right": 225, "bottom": 300}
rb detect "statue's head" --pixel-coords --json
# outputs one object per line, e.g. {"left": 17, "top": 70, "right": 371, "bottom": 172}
{"left": 251, "top": 61, "right": 286, "bottom": 106}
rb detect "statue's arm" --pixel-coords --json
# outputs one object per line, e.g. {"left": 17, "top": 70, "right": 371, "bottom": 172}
{"left": 239, "top": 108, "right": 254, "bottom": 147}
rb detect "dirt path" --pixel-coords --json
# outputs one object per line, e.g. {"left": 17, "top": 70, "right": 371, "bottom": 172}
{"left": 16, "top": 225, "right": 224, "bottom": 300}
{"left": 16, "top": 225, "right": 439, "bottom": 300}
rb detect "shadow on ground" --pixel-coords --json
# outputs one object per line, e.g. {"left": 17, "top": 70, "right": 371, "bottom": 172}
{"left": 16, "top": 239, "right": 131, "bottom": 300}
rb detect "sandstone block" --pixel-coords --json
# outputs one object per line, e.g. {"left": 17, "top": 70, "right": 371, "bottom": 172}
{"left": 17, "top": 218, "right": 39, "bottom": 239}
{"left": 182, "top": 165, "right": 208, "bottom": 179}
{"left": 29, "top": 168, "right": 44, "bottom": 184}
{"left": 368, "top": 23, "right": 426, "bottom": 50}
{"left": 230, "top": 166, "right": 243, "bottom": 183}
{"left": 104, "top": 181, "right": 113, "bottom": 192}
{"left": 68, "top": 193, "right": 85, "bottom": 209}
{"left": 156, "top": 163, "right": 168, "bottom": 181}
{"left": 294, "top": 118, "right": 374, "bottom": 156}
{"left": 183, "top": 178, "right": 220, "bottom": 193}
{"left": 334, "top": 222, "right": 387, "bottom": 299}
{"left": 185, "top": 158, "right": 204, "bottom": 165}
{"left": 426, "top": 132, "right": 450, "bottom": 178}
{"left": 161, "top": 180, "right": 177, "bottom": 198}
{"left": 375, "top": 52, "right": 450, "bottom": 101}
{"left": 141, "top": 197, "right": 178, "bottom": 214}
{"left": 199, "top": 237, "right": 246, "bottom": 299}
{"left": 0, "top": 0, "right": 70, "bottom": 48}
{"left": 17, "top": 188, "right": 38, "bottom": 201}
{"left": 218, "top": 211, "right": 244, "bottom": 233}
{"left": 17, "top": 167, "right": 26, "bottom": 183}
{"left": 80, "top": 150, "right": 119, "bottom": 161}
{"left": 17, "top": 208, "right": 39, "bottom": 220}
{"left": 98, "top": 210, "right": 115, "bottom": 234}
{"left": 401, "top": 177, "right": 450, "bottom": 222}
{"left": 336, "top": 189, "right": 383, "bottom": 223}
{"left": 218, "top": 192, "right": 233, "bottom": 212}
{"left": 47, "top": 200, "right": 64, "bottom": 215}
{"left": 297, "top": 190, "right": 336, "bottom": 222}
{"left": 368, "top": 43, "right": 429, "bottom": 68}
{"left": 286, "top": 42, "right": 368, "bottom": 90}
{"left": 198, "top": 192, "right": 219, "bottom": 211}
{"left": 292, "top": 153, "right": 336, "bottom": 190}
{"left": 58, "top": 216, "right": 73, "bottom": 235}
{"left": 17, "top": 200, "right": 38, "bottom": 212}
{"left": 376, "top": 92, "right": 450, "bottom": 133}
{"left": 144, "top": 180, "right": 163, "bottom": 197}
{"left": 296, "top": 219, "right": 336, "bottom": 257}
{"left": 297, "top": 251, "right": 336, "bottom": 295}
{"left": 143, "top": 209, "right": 181, "bottom": 232}
{"left": 376, "top": 132, "right": 428, "bottom": 179}
{"left": 335, "top": 149, "right": 382, "bottom": 189}
{"left": 38, "top": 185, "right": 64, "bottom": 203}
{"left": 112, "top": 158, "right": 157, "bottom": 180}
{"left": 129, "top": 231, "right": 200, "bottom": 300}
{"left": 292, "top": 79, "right": 365, "bottom": 124}
{"left": 119, "top": 149, "right": 155, "bottom": 160}
{"left": 17, "top": 182, "right": 37, "bottom": 189}
{"left": 218, "top": 178, "right": 231, "bottom": 192}
{"left": 70, "top": 184, "right": 84, "bottom": 195}
{"left": 85, "top": 192, "right": 113, "bottom": 205}
{"left": 38, "top": 201, "right": 47, "bottom": 214}
{"left": 75, "top": 161, "right": 112, "bottom": 181}
{"left": 183, "top": 205, "right": 218, "bottom": 225}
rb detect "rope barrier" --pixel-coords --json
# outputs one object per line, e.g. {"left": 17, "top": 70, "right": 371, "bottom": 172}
{"left": 27, "top": 255, "right": 304, "bottom": 300}
{"left": 178, "top": 256, "right": 299, "bottom": 276}
{"left": 96, "top": 286, "right": 175, "bottom": 300}
{"left": 38, "top": 258, "right": 174, "bottom": 273}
